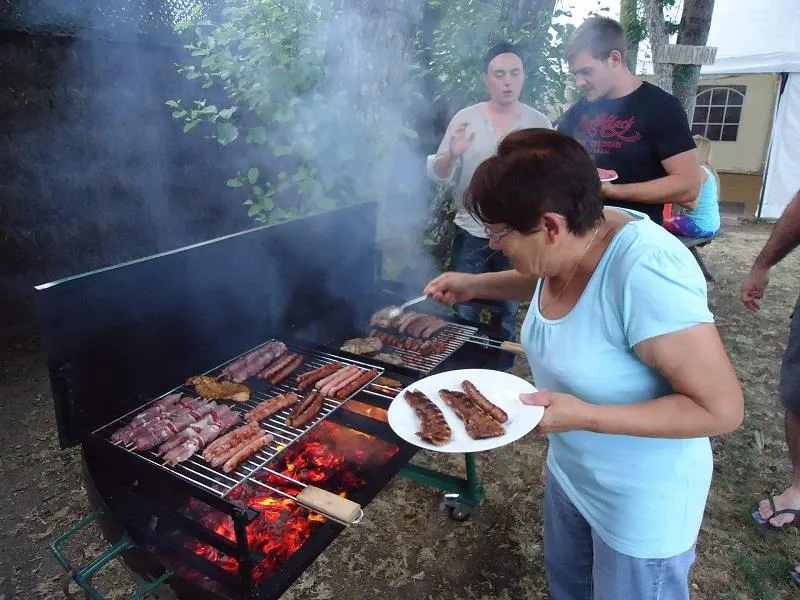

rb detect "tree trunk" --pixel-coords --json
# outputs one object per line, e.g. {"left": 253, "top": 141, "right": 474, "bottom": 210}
{"left": 499, "top": 0, "right": 557, "bottom": 65}
{"left": 619, "top": 0, "right": 643, "bottom": 73}
{"left": 673, "top": 0, "right": 715, "bottom": 118}
{"left": 643, "top": 0, "right": 673, "bottom": 93}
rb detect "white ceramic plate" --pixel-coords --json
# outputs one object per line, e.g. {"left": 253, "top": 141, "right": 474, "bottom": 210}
{"left": 387, "top": 369, "right": 543, "bottom": 453}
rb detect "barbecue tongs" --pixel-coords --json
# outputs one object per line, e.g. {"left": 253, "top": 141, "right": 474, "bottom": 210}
{"left": 384, "top": 295, "right": 428, "bottom": 319}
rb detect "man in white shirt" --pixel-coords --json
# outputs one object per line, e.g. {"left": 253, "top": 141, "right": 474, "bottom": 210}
{"left": 426, "top": 43, "right": 552, "bottom": 364}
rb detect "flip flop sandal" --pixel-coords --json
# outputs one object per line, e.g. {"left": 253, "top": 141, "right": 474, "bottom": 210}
{"left": 750, "top": 496, "right": 800, "bottom": 531}
{"left": 790, "top": 566, "right": 800, "bottom": 587}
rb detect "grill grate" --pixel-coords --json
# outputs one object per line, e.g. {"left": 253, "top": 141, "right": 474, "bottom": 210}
{"left": 375, "top": 322, "right": 478, "bottom": 374}
{"left": 94, "top": 341, "right": 383, "bottom": 498}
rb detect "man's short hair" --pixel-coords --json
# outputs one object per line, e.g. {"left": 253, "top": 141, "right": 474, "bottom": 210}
{"left": 484, "top": 42, "right": 522, "bottom": 72}
{"left": 565, "top": 16, "right": 627, "bottom": 62}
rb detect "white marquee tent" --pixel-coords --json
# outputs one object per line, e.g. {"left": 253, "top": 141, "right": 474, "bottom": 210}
{"left": 701, "top": 0, "right": 800, "bottom": 218}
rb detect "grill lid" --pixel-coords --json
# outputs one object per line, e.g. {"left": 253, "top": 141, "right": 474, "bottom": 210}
{"left": 34, "top": 204, "right": 379, "bottom": 448}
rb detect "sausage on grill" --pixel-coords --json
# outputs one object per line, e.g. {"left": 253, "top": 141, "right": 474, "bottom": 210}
{"left": 288, "top": 392, "right": 325, "bottom": 429}
{"left": 222, "top": 432, "right": 274, "bottom": 473}
{"left": 203, "top": 421, "right": 260, "bottom": 461}
{"left": 270, "top": 354, "right": 304, "bottom": 385}
{"left": 335, "top": 368, "right": 379, "bottom": 399}
{"left": 327, "top": 368, "right": 365, "bottom": 398}
{"left": 257, "top": 352, "right": 297, "bottom": 380}
{"left": 244, "top": 392, "right": 298, "bottom": 423}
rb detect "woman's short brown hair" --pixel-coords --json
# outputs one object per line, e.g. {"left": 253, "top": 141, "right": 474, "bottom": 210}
{"left": 465, "top": 128, "right": 604, "bottom": 236}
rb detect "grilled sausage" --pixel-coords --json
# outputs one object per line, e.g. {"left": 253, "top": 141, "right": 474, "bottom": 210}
{"left": 286, "top": 390, "right": 320, "bottom": 426}
{"left": 244, "top": 392, "right": 298, "bottom": 423}
{"left": 335, "top": 368, "right": 379, "bottom": 399}
{"left": 327, "top": 368, "right": 365, "bottom": 398}
{"left": 318, "top": 365, "right": 359, "bottom": 396}
{"left": 203, "top": 421, "right": 260, "bottom": 461}
{"left": 257, "top": 352, "right": 297, "bottom": 380}
{"left": 209, "top": 428, "right": 263, "bottom": 467}
{"left": 288, "top": 392, "right": 325, "bottom": 428}
{"left": 314, "top": 365, "right": 353, "bottom": 392}
{"left": 298, "top": 361, "right": 341, "bottom": 384}
{"left": 222, "top": 432, "right": 273, "bottom": 473}
{"left": 270, "top": 354, "right": 304, "bottom": 385}
{"left": 462, "top": 380, "right": 508, "bottom": 423}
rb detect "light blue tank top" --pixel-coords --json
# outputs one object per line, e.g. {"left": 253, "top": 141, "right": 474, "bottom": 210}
{"left": 521, "top": 210, "right": 715, "bottom": 558}
{"left": 686, "top": 166, "right": 720, "bottom": 233}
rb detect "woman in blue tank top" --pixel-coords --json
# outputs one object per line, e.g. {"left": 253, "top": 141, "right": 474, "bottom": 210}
{"left": 663, "top": 135, "right": 721, "bottom": 238}
{"left": 424, "top": 128, "right": 743, "bottom": 599}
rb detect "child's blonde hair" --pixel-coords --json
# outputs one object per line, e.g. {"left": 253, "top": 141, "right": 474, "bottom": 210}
{"left": 693, "top": 134, "right": 719, "bottom": 187}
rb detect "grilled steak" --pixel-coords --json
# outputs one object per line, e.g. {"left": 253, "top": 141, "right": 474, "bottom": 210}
{"left": 370, "top": 306, "right": 398, "bottom": 329}
{"left": 404, "top": 389, "right": 452, "bottom": 446}
{"left": 439, "top": 390, "right": 505, "bottom": 439}
{"left": 340, "top": 337, "right": 383, "bottom": 355}
{"left": 372, "top": 352, "right": 403, "bottom": 366}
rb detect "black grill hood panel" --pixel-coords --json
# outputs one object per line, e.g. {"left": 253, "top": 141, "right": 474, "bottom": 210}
{"left": 34, "top": 203, "right": 379, "bottom": 448}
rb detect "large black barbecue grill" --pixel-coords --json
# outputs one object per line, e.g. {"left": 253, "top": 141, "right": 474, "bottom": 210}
{"left": 36, "top": 203, "right": 512, "bottom": 599}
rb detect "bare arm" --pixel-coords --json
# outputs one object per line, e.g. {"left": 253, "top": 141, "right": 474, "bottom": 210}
{"left": 602, "top": 149, "right": 702, "bottom": 207}
{"left": 754, "top": 188, "right": 800, "bottom": 269}
{"left": 589, "top": 324, "right": 743, "bottom": 437}
{"left": 432, "top": 151, "right": 457, "bottom": 179}
{"left": 471, "top": 270, "right": 539, "bottom": 302}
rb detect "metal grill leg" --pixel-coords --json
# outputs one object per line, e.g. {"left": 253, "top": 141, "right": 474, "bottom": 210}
{"left": 399, "top": 452, "right": 485, "bottom": 520}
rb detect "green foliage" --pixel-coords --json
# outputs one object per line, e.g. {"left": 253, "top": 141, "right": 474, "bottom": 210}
{"left": 416, "top": 1, "right": 575, "bottom": 119}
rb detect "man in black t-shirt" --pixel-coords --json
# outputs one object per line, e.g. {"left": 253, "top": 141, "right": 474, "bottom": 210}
{"left": 557, "top": 17, "right": 702, "bottom": 225}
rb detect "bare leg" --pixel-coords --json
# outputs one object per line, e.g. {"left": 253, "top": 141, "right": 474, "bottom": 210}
{"left": 758, "top": 409, "right": 800, "bottom": 526}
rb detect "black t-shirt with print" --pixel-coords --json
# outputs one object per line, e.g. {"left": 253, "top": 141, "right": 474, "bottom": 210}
{"left": 557, "top": 82, "right": 696, "bottom": 224}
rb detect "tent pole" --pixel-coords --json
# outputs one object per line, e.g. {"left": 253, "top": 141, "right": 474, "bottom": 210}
{"left": 757, "top": 72, "right": 789, "bottom": 219}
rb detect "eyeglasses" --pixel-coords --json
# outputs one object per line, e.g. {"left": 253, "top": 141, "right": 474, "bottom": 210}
{"left": 485, "top": 226, "right": 514, "bottom": 245}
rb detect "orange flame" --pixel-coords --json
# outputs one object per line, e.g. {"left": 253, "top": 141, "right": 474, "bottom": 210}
{"left": 183, "top": 421, "right": 399, "bottom": 584}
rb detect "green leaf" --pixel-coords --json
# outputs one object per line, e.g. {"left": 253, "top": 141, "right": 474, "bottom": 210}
{"left": 247, "top": 168, "right": 259, "bottom": 184}
{"left": 261, "top": 196, "right": 275, "bottom": 211}
{"left": 218, "top": 107, "right": 237, "bottom": 120}
{"left": 216, "top": 122, "right": 239, "bottom": 145}
{"left": 183, "top": 120, "right": 201, "bottom": 133}
{"left": 246, "top": 127, "right": 268, "bottom": 144}
{"left": 165, "top": 100, "right": 181, "bottom": 108}
{"left": 253, "top": 185, "right": 263, "bottom": 196}
{"left": 273, "top": 145, "right": 293, "bottom": 157}
{"left": 247, "top": 204, "right": 263, "bottom": 218}
{"left": 199, "top": 104, "right": 218, "bottom": 115}
{"left": 226, "top": 178, "right": 244, "bottom": 188}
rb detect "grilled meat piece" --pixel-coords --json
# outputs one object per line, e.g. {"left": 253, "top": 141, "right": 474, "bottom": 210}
{"left": 219, "top": 341, "right": 287, "bottom": 383}
{"left": 186, "top": 375, "right": 250, "bottom": 403}
{"left": 297, "top": 362, "right": 343, "bottom": 391}
{"left": 404, "top": 389, "right": 452, "bottom": 446}
{"left": 319, "top": 365, "right": 359, "bottom": 396}
{"left": 257, "top": 352, "right": 298, "bottom": 380}
{"left": 222, "top": 432, "right": 274, "bottom": 473}
{"left": 462, "top": 380, "right": 508, "bottom": 423}
{"left": 374, "top": 376, "right": 402, "bottom": 388}
{"left": 439, "top": 390, "right": 505, "bottom": 439}
{"left": 340, "top": 337, "right": 383, "bottom": 355}
{"left": 288, "top": 390, "right": 325, "bottom": 428}
{"left": 336, "top": 368, "right": 379, "bottom": 399}
{"left": 244, "top": 392, "right": 298, "bottom": 423}
{"left": 370, "top": 306, "right": 398, "bottom": 329}
{"left": 372, "top": 352, "right": 403, "bottom": 366}
{"left": 209, "top": 426, "right": 264, "bottom": 468}
{"left": 162, "top": 408, "right": 240, "bottom": 466}
{"left": 203, "top": 421, "right": 261, "bottom": 462}
{"left": 270, "top": 354, "right": 304, "bottom": 385}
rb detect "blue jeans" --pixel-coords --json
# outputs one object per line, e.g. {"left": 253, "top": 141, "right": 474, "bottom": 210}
{"left": 450, "top": 229, "right": 520, "bottom": 368}
{"left": 544, "top": 469, "right": 696, "bottom": 600}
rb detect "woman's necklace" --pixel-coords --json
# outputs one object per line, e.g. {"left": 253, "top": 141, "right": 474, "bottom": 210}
{"left": 540, "top": 226, "right": 599, "bottom": 314}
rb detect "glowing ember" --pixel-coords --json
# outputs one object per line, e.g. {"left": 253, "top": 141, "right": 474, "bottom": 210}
{"left": 343, "top": 399, "right": 389, "bottom": 422}
{"left": 183, "top": 421, "right": 398, "bottom": 584}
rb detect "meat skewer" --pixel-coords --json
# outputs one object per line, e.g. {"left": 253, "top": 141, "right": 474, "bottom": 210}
{"left": 222, "top": 432, "right": 274, "bottom": 473}
{"left": 120, "top": 397, "right": 208, "bottom": 445}
{"left": 462, "top": 380, "right": 508, "bottom": 423}
{"left": 132, "top": 401, "right": 218, "bottom": 451}
{"left": 219, "top": 341, "right": 287, "bottom": 383}
{"left": 163, "top": 409, "right": 241, "bottom": 466}
{"left": 244, "top": 392, "right": 298, "bottom": 423}
{"left": 404, "top": 389, "right": 451, "bottom": 446}
{"left": 270, "top": 354, "right": 304, "bottom": 385}
{"left": 110, "top": 394, "right": 185, "bottom": 443}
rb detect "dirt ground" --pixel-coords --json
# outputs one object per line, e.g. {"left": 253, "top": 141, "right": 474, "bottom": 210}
{"left": 3, "top": 219, "right": 800, "bottom": 600}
